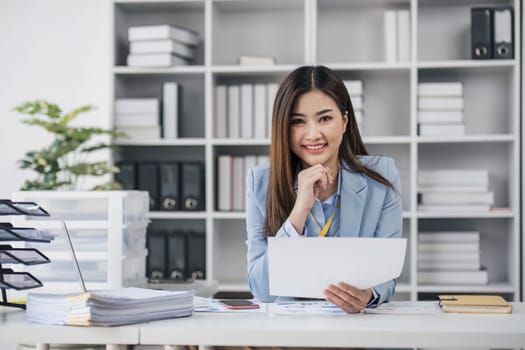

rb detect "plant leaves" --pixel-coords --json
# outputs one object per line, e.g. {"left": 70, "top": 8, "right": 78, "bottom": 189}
{"left": 14, "top": 100, "right": 62, "bottom": 119}
{"left": 59, "top": 105, "right": 94, "bottom": 126}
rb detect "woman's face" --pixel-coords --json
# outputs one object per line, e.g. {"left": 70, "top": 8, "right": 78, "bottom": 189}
{"left": 289, "top": 89, "right": 348, "bottom": 170}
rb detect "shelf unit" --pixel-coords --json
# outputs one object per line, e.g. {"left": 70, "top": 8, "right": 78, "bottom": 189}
{"left": 111, "top": 0, "right": 522, "bottom": 300}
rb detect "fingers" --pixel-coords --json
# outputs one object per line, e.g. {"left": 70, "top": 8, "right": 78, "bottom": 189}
{"left": 324, "top": 283, "right": 370, "bottom": 314}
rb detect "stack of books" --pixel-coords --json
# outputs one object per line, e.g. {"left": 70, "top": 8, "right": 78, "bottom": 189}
{"left": 383, "top": 9, "right": 410, "bottom": 62}
{"left": 26, "top": 287, "right": 193, "bottom": 326}
{"left": 418, "top": 231, "right": 488, "bottom": 285}
{"left": 344, "top": 80, "right": 364, "bottom": 133}
{"left": 214, "top": 83, "right": 279, "bottom": 139}
{"left": 114, "top": 98, "right": 160, "bottom": 140}
{"left": 417, "top": 82, "right": 465, "bottom": 136}
{"left": 418, "top": 169, "right": 493, "bottom": 213}
{"left": 127, "top": 24, "right": 199, "bottom": 67}
{"left": 217, "top": 154, "right": 270, "bottom": 211}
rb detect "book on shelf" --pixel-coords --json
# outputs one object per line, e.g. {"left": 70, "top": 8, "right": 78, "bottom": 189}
{"left": 162, "top": 82, "right": 181, "bottom": 139}
{"left": 217, "top": 155, "right": 232, "bottom": 211}
{"left": 418, "top": 260, "right": 481, "bottom": 271}
{"left": 115, "top": 114, "right": 159, "bottom": 128}
{"left": 227, "top": 85, "right": 241, "bottom": 138}
{"left": 418, "top": 231, "right": 480, "bottom": 243}
{"left": 241, "top": 84, "right": 254, "bottom": 138}
{"left": 418, "top": 97, "right": 464, "bottom": 110}
{"left": 418, "top": 184, "right": 489, "bottom": 193}
{"left": 419, "top": 191, "right": 494, "bottom": 205}
{"left": 418, "top": 123, "right": 465, "bottom": 136}
{"left": 115, "top": 98, "right": 159, "bottom": 115}
{"left": 417, "top": 111, "right": 463, "bottom": 124}
{"left": 214, "top": 85, "right": 228, "bottom": 138}
{"left": 396, "top": 10, "right": 410, "bottom": 62}
{"left": 130, "top": 39, "right": 194, "bottom": 59}
{"left": 117, "top": 126, "right": 161, "bottom": 141}
{"left": 232, "top": 156, "right": 245, "bottom": 211}
{"left": 266, "top": 83, "right": 279, "bottom": 138}
{"left": 238, "top": 55, "right": 276, "bottom": 66}
{"left": 383, "top": 10, "right": 397, "bottom": 62}
{"left": 253, "top": 84, "right": 267, "bottom": 139}
{"left": 418, "top": 204, "right": 491, "bottom": 213}
{"left": 418, "top": 82, "right": 463, "bottom": 96}
{"left": 418, "top": 269, "right": 488, "bottom": 285}
{"left": 127, "top": 53, "right": 188, "bottom": 67}
{"left": 26, "top": 287, "right": 193, "bottom": 326}
{"left": 418, "top": 242, "right": 480, "bottom": 253}
{"left": 439, "top": 295, "right": 511, "bottom": 314}
{"left": 128, "top": 25, "right": 199, "bottom": 46}
{"left": 418, "top": 169, "right": 489, "bottom": 186}
{"left": 418, "top": 251, "right": 480, "bottom": 264}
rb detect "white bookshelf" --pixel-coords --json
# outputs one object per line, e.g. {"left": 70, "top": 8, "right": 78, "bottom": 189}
{"left": 111, "top": 0, "right": 522, "bottom": 301}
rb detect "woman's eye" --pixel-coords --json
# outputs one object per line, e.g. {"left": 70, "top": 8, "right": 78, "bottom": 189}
{"left": 290, "top": 119, "right": 304, "bottom": 125}
{"left": 320, "top": 116, "right": 333, "bottom": 122}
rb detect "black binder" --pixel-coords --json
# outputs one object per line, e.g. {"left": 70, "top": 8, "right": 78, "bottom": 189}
{"left": 146, "top": 230, "right": 166, "bottom": 280}
{"left": 181, "top": 162, "right": 205, "bottom": 211}
{"left": 492, "top": 7, "right": 513, "bottom": 59}
{"left": 471, "top": 7, "right": 492, "bottom": 59}
{"left": 115, "top": 162, "right": 136, "bottom": 190}
{"left": 167, "top": 231, "right": 186, "bottom": 280}
{"left": 160, "top": 163, "right": 180, "bottom": 211}
{"left": 138, "top": 163, "right": 159, "bottom": 211}
{"left": 186, "top": 231, "right": 205, "bottom": 280}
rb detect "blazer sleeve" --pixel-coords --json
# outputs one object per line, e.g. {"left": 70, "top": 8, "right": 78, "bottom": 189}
{"left": 371, "top": 157, "right": 403, "bottom": 306}
{"left": 245, "top": 167, "right": 280, "bottom": 302}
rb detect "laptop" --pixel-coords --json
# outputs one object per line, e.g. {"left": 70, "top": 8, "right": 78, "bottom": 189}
{"left": 267, "top": 237, "right": 407, "bottom": 299}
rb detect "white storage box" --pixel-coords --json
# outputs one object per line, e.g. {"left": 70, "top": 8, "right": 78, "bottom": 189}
{"left": 10, "top": 191, "right": 150, "bottom": 294}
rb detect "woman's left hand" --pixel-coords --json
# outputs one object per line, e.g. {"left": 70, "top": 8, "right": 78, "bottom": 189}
{"left": 324, "top": 282, "right": 372, "bottom": 313}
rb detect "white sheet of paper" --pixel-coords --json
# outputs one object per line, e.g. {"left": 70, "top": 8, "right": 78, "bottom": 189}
{"left": 268, "top": 237, "right": 407, "bottom": 299}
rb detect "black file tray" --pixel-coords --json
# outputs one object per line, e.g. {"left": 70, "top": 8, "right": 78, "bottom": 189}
{"left": 0, "top": 199, "right": 51, "bottom": 309}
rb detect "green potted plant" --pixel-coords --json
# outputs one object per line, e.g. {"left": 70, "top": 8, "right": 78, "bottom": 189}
{"left": 14, "top": 100, "right": 125, "bottom": 190}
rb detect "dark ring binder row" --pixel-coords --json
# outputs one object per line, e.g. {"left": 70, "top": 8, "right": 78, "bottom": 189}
{"left": 146, "top": 230, "right": 205, "bottom": 282}
{"left": 116, "top": 161, "right": 205, "bottom": 211}
{"left": 471, "top": 6, "right": 514, "bottom": 59}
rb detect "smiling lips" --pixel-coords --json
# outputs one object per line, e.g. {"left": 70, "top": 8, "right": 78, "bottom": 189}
{"left": 303, "top": 143, "right": 327, "bottom": 153}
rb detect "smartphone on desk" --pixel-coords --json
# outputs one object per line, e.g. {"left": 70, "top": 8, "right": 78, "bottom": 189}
{"left": 219, "top": 299, "right": 260, "bottom": 310}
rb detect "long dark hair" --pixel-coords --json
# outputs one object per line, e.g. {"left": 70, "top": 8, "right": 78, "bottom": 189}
{"left": 265, "top": 65, "right": 394, "bottom": 236}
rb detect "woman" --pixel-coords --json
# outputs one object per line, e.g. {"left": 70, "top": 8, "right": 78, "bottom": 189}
{"left": 245, "top": 65, "right": 403, "bottom": 313}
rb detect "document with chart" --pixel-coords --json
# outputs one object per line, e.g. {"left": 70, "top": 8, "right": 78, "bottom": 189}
{"left": 268, "top": 237, "right": 407, "bottom": 299}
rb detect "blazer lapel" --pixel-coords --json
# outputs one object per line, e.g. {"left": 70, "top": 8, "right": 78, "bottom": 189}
{"left": 339, "top": 167, "right": 368, "bottom": 237}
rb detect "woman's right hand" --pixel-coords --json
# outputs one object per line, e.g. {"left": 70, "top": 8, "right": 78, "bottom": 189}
{"left": 289, "top": 164, "right": 334, "bottom": 233}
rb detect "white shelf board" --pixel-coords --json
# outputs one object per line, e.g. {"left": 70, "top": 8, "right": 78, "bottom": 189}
{"left": 211, "top": 65, "right": 298, "bottom": 75}
{"left": 402, "top": 211, "right": 411, "bottom": 219}
{"left": 212, "top": 211, "right": 246, "bottom": 220}
{"left": 148, "top": 211, "right": 207, "bottom": 220}
{"left": 114, "top": 138, "right": 206, "bottom": 146}
{"left": 325, "top": 62, "right": 411, "bottom": 71}
{"left": 363, "top": 136, "right": 411, "bottom": 144}
{"left": 416, "top": 283, "right": 515, "bottom": 293}
{"left": 417, "top": 210, "right": 515, "bottom": 219}
{"left": 417, "top": 59, "right": 516, "bottom": 69}
{"left": 44, "top": 251, "right": 109, "bottom": 261}
{"left": 212, "top": 138, "right": 270, "bottom": 146}
{"left": 417, "top": 134, "right": 515, "bottom": 143}
{"left": 113, "top": 66, "right": 206, "bottom": 75}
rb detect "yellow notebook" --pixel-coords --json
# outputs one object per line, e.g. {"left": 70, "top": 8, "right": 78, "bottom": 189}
{"left": 438, "top": 295, "right": 512, "bottom": 314}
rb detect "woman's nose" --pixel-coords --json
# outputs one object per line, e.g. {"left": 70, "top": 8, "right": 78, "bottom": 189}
{"left": 305, "top": 122, "right": 321, "bottom": 139}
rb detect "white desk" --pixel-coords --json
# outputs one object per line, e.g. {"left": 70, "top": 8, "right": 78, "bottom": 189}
{"left": 0, "top": 308, "right": 138, "bottom": 350}
{"left": 140, "top": 303, "right": 525, "bottom": 348}
{"left": 1, "top": 303, "right": 524, "bottom": 349}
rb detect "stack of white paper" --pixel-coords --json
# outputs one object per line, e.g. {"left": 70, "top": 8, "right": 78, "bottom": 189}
{"left": 344, "top": 80, "right": 364, "bottom": 133}
{"left": 26, "top": 287, "right": 193, "bottom": 326}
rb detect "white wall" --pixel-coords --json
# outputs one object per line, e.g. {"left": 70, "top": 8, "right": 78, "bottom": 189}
{"left": 0, "top": 0, "right": 111, "bottom": 197}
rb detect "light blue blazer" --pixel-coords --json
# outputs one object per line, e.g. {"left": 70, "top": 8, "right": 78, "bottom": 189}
{"left": 245, "top": 156, "right": 403, "bottom": 304}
